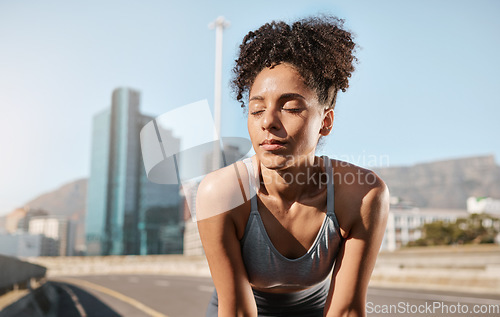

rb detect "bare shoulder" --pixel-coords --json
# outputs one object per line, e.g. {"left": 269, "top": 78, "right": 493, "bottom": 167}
{"left": 330, "top": 159, "right": 390, "bottom": 235}
{"left": 330, "top": 158, "right": 385, "bottom": 186}
{"left": 196, "top": 160, "right": 251, "bottom": 221}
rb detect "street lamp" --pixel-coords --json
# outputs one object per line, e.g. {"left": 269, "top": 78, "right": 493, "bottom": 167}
{"left": 209, "top": 16, "right": 230, "bottom": 171}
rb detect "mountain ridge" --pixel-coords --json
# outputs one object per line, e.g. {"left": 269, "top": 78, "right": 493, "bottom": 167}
{"left": 20, "top": 155, "right": 500, "bottom": 213}
{"left": 4, "top": 155, "right": 499, "bottom": 244}
{"left": 373, "top": 154, "right": 500, "bottom": 209}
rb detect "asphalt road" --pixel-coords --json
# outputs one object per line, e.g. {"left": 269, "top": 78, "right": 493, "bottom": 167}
{"left": 49, "top": 275, "right": 500, "bottom": 317}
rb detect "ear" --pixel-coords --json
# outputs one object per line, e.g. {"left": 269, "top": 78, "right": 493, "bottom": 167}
{"left": 320, "top": 108, "right": 334, "bottom": 136}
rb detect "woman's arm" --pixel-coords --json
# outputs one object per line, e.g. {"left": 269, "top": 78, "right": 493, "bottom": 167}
{"left": 323, "top": 172, "right": 390, "bottom": 317}
{"left": 196, "top": 164, "right": 258, "bottom": 317}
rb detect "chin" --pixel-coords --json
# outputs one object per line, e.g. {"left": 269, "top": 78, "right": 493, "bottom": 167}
{"left": 257, "top": 151, "right": 291, "bottom": 170}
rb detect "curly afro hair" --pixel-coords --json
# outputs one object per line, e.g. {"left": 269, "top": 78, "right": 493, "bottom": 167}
{"left": 232, "top": 15, "right": 357, "bottom": 110}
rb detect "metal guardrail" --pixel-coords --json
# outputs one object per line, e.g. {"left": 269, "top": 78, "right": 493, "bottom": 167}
{"left": 0, "top": 255, "right": 46, "bottom": 293}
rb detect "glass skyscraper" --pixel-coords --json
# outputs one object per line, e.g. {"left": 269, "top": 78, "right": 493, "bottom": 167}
{"left": 86, "top": 87, "right": 182, "bottom": 256}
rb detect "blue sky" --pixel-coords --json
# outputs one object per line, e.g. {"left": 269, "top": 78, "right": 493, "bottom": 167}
{"left": 1, "top": 0, "right": 499, "bottom": 215}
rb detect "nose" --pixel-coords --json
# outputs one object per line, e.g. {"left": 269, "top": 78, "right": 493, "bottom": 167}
{"left": 261, "top": 109, "right": 281, "bottom": 131}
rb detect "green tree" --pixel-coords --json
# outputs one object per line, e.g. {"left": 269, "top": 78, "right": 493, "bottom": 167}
{"left": 407, "top": 213, "right": 499, "bottom": 247}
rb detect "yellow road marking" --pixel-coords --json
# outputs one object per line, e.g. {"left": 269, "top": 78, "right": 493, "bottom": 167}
{"left": 59, "top": 284, "right": 87, "bottom": 317}
{"left": 54, "top": 277, "right": 168, "bottom": 317}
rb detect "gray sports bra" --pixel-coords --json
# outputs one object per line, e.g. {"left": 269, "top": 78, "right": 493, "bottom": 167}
{"left": 240, "top": 155, "right": 343, "bottom": 290}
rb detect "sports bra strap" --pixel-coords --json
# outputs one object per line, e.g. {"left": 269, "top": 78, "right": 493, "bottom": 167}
{"left": 243, "top": 158, "right": 259, "bottom": 213}
{"left": 322, "top": 155, "right": 334, "bottom": 216}
{"left": 322, "top": 155, "right": 341, "bottom": 232}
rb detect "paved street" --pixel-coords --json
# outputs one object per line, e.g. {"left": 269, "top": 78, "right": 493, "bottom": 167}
{"left": 50, "top": 275, "right": 500, "bottom": 317}
{"left": 51, "top": 275, "right": 214, "bottom": 317}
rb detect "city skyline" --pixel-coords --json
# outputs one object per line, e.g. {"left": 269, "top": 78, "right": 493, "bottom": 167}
{"left": 86, "top": 87, "right": 183, "bottom": 256}
{"left": 1, "top": 0, "right": 499, "bottom": 216}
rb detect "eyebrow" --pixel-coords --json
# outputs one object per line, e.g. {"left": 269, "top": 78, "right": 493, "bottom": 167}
{"left": 249, "top": 93, "right": 306, "bottom": 102}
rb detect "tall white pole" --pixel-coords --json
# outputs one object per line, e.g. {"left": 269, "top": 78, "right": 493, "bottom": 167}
{"left": 209, "top": 16, "right": 230, "bottom": 171}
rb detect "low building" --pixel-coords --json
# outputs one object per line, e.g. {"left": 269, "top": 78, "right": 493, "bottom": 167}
{"left": 467, "top": 196, "right": 500, "bottom": 215}
{"left": 381, "top": 205, "right": 468, "bottom": 251}
{"left": 0, "top": 233, "right": 43, "bottom": 257}
{"left": 28, "top": 216, "right": 75, "bottom": 256}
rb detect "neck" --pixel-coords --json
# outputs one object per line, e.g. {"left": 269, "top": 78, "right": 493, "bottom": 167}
{"left": 258, "top": 155, "right": 327, "bottom": 203}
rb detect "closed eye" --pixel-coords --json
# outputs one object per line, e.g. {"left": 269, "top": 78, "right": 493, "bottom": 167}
{"left": 283, "top": 108, "right": 303, "bottom": 114}
{"left": 250, "top": 110, "right": 264, "bottom": 116}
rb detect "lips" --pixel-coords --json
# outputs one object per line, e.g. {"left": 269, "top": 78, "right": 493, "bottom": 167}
{"left": 261, "top": 139, "right": 285, "bottom": 145}
{"left": 260, "top": 139, "right": 285, "bottom": 151}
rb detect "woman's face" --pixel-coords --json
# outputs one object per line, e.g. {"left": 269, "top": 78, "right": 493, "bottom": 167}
{"left": 247, "top": 63, "right": 332, "bottom": 170}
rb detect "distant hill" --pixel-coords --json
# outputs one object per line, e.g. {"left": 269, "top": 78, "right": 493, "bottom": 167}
{"left": 25, "top": 178, "right": 87, "bottom": 217}
{"left": 24, "top": 178, "right": 87, "bottom": 252}
{"left": 12, "top": 155, "right": 500, "bottom": 251}
{"left": 23, "top": 155, "right": 500, "bottom": 213}
{"left": 374, "top": 155, "right": 500, "bottom": 209}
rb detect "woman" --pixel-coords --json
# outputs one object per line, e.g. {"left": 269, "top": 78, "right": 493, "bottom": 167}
{"left": 196, "top": 16, "right": 389, "bottom": 317}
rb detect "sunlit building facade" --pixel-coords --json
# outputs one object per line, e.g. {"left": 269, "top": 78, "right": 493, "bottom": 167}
{"left": 86, "top": 87, "right": 182, "bottom": 256}
{"left": 381, "top": 206, "right": 468, "bottom": 251}
{"left": 29, "top": 216, "right": 74, "bottom": 256}
{"left": 467, "top": 196, "right": 500, "bottom": 216}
